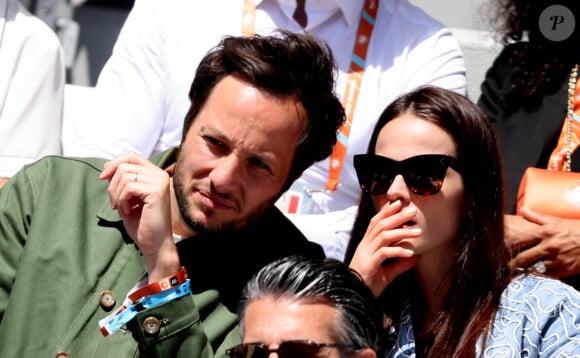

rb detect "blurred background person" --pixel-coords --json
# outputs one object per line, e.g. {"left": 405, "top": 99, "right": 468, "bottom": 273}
{"left": 478, "top": 0, "right": 580, "bottom": 289}
{"left": 0, "top": 0, "right": 64, "bottom": 188}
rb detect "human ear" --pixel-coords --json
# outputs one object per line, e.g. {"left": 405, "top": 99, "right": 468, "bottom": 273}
{"left": 353, "top": 348, "right": 377, "bottom": 358}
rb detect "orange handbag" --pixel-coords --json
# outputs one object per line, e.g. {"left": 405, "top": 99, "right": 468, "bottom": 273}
{"left": 516, "top": 167, "right": 580, "bottom": 218}
{"left": 516, "top": 64, "right": 580, "bottom": 218}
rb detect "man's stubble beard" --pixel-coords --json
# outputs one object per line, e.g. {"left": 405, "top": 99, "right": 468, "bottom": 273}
{"left": 172, "top": 161, "right": 280, "bottom": 235}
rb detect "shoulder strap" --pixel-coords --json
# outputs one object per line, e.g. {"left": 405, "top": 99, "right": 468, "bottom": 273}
{"left": 548, "top": 64, "right": 580, "bottom": 171}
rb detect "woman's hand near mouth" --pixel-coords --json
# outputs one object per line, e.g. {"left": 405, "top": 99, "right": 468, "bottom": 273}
{"left": 348, "top": 199, "right": 420, "bottom": 297}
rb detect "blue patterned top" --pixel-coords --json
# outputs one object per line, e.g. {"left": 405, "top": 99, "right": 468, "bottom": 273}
{"left": 384, "top": 274, "right": 580, "bottom": 357}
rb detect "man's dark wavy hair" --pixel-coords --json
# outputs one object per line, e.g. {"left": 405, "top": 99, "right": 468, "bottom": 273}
{"left": 182, "top": 30, "right": 346, "bottom": 190}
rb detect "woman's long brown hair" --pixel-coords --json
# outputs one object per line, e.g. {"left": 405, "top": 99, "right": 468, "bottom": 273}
{"left": 345, "top": 86, "right": 514, "bottom": 357}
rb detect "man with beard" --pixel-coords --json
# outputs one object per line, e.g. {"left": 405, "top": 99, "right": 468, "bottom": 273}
{"left": 0, "top": 31, "right": 345, "bottom": 358}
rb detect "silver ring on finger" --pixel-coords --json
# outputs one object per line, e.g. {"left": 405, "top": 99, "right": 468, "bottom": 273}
{"left": 532, "top": 260, "right": 546, "bottom": 274}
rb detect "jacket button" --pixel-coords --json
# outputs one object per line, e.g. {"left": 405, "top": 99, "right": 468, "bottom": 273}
{"left": 99, "top": 290, "right": 116, "bottom": 311}
{"left": 143, "top": 316, "right": 161, "bottom": 335}
{"left": 55, "top": 352, "right": 70, "bottom": 358}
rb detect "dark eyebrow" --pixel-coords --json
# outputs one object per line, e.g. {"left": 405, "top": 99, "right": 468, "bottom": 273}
{"left": 199, "top": 125, "right": 277, "bottom": 171}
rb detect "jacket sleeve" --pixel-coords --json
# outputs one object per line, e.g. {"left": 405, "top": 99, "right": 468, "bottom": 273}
{"left": 536, "top": 284, "right": 580, "bottom": 355}
{"left": 0, "top": 165, "right": 36, "bottom": 321}
{"left": 128, "top": 290, "right": 238, "bottom": 358}
{"left": 128, "top": 294, "right": 208, "bottom": 358}
{"left": 476, "top": 46, "right": 511, "bottom": 124}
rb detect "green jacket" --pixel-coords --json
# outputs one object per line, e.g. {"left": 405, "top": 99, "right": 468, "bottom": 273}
{"left": 0, "top": 149, "right": 324, "bottom": 357}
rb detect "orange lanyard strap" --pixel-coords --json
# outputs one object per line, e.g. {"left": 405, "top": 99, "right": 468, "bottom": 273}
{"left": 326, "top": 0, "right": 378, "bottom": 190}
{"left": 548, "top": 64, "right": 580, "bottom": 171}
{"left": 241, "top": 0, "right": 378, "bottom": 191}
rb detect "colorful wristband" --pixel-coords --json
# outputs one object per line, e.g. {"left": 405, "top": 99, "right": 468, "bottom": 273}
{"left": 99, "top": 279, "right": 191, "bottom": 337}
{"left": 128, "top": 266, "right": 188, "bottom": 302}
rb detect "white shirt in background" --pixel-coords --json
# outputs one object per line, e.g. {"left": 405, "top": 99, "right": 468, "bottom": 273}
{"left": 0, "top": 0, "right": 64, "bottom": 178}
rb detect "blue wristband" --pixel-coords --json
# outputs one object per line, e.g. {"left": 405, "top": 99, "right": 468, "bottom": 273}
{"left": 99, "top": 279, "right": 191, "bottom": 336}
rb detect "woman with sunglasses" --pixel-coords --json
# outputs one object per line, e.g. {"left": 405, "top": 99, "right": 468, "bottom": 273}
{"left": 226, "top": 255, "right": 382, "bottom": 358}
{"left": 345, "top": 86, "right": 580, "bottom": 357}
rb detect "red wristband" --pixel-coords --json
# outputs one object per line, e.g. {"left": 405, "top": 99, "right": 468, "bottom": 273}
{"left": 128, "top": 267, "right": 188, "bottom": 302}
